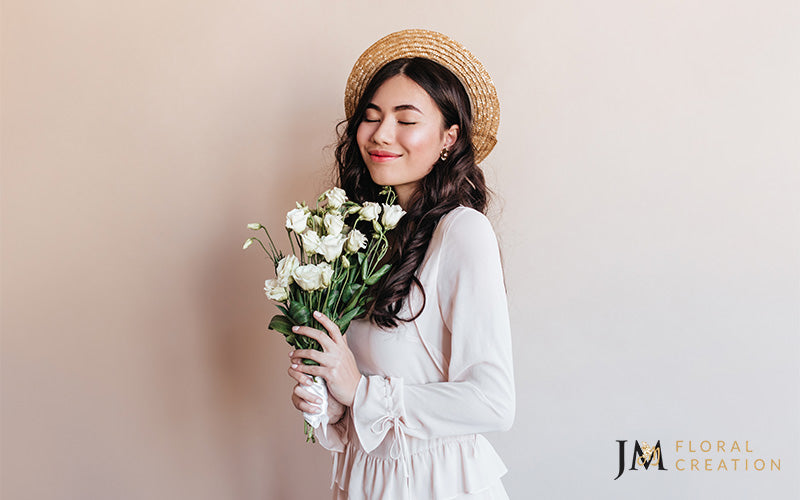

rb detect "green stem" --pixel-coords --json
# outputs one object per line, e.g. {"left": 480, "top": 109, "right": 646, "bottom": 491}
{"left": 250, "top": 237, "right": 273, "bottom": 259}
{"left": 260, "top": 227, "right": 279, "bottom": 258}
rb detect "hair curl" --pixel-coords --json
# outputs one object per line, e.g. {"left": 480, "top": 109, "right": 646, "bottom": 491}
{"left": 336, "top": 57, "right": 490, "bottom": 328}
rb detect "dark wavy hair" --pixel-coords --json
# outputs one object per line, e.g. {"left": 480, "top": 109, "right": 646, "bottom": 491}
{"left": 336, "top": 57, "right": 490, "bottom": 328}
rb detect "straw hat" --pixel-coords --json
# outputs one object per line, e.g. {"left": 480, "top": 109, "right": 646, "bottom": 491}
{"left": 344, "top": 29, "right": 499, "bottom": 164}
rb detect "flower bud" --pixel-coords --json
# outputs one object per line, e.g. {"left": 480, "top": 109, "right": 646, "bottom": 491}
{"left": 264, "top": 279, "right": 289, "bottom": 301}
{"left": 318, "top": 262, "right": 334, "bottom": 287}
{"left": 359, "top": 202, "right": 381, "bottom": 221}
{"left": 323, "top": 187, "right": 348, "bottom": 209}
{"left": 300, "top": 230, "right": 322, "bottom": 255}
{"left": 323, "top": 213, "right": 345, "bottom": 236}
{"left": 292, "top": 264, "right": 324, "bottom": 291}
{"left": 275, "top": 255, "right": 299, "bottom": 286}
{"left": 318, "top": 234, "right": 346, "bottom": 262}
{"left": 381, "top": 204, "right": 406, "bottom": 230}
{"left": 286, "top": 208, "right": 310, "bottom": 233}
{"left": 345, "top": 229, "right": 367, "bottom": 254}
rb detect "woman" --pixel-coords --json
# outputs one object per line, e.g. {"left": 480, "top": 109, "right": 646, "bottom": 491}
{"left": 287, "top": 29, "right": 515, "bottom": 499}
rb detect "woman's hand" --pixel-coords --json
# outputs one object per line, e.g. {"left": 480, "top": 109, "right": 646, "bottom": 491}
{"left": 289, "top": 311, "right": 361, "bottom": 407}
{"left": 287, "top": 366, "right": 347, "bottom": 423}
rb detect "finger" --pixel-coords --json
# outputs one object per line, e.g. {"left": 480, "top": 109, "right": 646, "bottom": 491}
{"left": 287, "top": 366, "right": 313, "bottom": 386}
{"left": 293, "top": 384, "right": 323, "bottom": 405}
{"left": 291, "top": 392, "right": 323, "bottom": 414}
{"left": 313, "top": 311, "right": 344, "bottom": 343}
{"left": 292, "top": 349, "right": 327, "bottom": 365}
{"left": 292, "top": 362, "right": 323, "bottom": 378}
{"left": 292, "top": 325, "right": 335, "bottom": 351}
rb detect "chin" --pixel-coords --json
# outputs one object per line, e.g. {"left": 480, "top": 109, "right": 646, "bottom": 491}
{"left": 365, "top": 168, "right": 396, "bottom": 187}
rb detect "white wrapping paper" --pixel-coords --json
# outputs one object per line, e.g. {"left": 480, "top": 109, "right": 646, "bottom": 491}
{"left": 302, "top": 376, "right": 329, "bottom": 439}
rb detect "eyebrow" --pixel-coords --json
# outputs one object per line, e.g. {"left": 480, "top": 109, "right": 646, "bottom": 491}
{"left": 366, "top": 103, "right": 423, "bottom": 113}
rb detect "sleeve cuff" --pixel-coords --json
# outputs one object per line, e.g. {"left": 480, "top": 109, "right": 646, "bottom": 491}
{"left": 316, "top": 408, "right": 350, "bottom": 452}
{"left": 351, "top": 374, "right": 406, "bottom": 452}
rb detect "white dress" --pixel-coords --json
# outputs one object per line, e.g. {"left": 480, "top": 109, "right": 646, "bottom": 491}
{"left": 317, "top": 206, "right": 515, "bottom": 500}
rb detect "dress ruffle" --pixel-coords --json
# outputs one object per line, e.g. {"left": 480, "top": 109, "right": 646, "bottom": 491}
{"left": 331, "top": 434, "right": 507, "bottom": 500}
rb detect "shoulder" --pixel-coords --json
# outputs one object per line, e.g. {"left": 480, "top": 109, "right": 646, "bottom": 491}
{"left": 435, "top": 206, "right": 497, "bottom": 243}
{"left": 431, "top": 206, "right": 500, "bottom": 263}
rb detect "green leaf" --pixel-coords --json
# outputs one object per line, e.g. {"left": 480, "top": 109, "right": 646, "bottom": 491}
{"left": 268, "top": 315, "right": 294, "bottom": 336}
{"left": 336, "top": 319, "right": 353, "bottom": 334}
{"left": 289, "top": 301, "right": 311, "bottom": 325}
{"left": 364, "top": 263, "right": 391, "bottom": 285}
{"left": 277, "top": 304, "right": 290, "bottom": 317}
{"left": 347, "top": 261, "right": 358, "bottom": 283}
{"left": 336, "top": 306, "right": 364, "bottom": 334}
{"left": 357, "top": 252, "right": 366, "bottom": 266}
{"left": 333, "top": 268, "right": 348, "bottom": 285}
{"left": 340, "top": 282, "right": 360, "bottom": 306}
{"left": 325, "top": 289, "right": 341, "bottom": 312}
{"left": 361, "top": 253, "right": 370, "bottom": 280}
{"left": 342, "top": 285, "right": 365, "bottom": 313}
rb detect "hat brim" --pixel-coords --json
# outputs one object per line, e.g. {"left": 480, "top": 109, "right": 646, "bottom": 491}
{"left": 345, "top": 29, "right": 499, "bottom": 164}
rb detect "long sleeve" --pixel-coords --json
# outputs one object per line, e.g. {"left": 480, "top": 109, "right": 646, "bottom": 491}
{"left": 316, "top": 406, "right": 351, "bottom": 452}
{"left": 351, "top": 208, "right": 515, "bottom": 453}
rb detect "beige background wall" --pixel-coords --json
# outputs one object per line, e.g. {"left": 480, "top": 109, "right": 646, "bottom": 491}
{"left": 2, "top": 1, "right": 798, "bottom": 499}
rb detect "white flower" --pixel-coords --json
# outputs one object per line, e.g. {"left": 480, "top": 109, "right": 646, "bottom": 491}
{"left": 381, "top": 204, "right": 406, "bottom": 229}
{"left": 359, "top": 202, "right": 381, "bottom": 221}
{"left": 242, "top": 238, "right": 254, "bottom": 250}
{"left": 345, "top": 229, "right": 368, "bottom": 254}
{"left": 311, "top": 215, "right": 323, "bottom": 230}
{"left": 300, "top": 230, "right": 322, "bottom": 255}
{"left": 318, "top": 262, "right": 334, "bottom": 287}
{"left": 264, "top": 279, "right": 289, "bottom": 301}
{"left": 323, "top": 213, "right": 345, "bottom": 236}
{"left": 292, "top": 264, "right": 324, "bottom": 291}
{"left": 285, "top": 208, "right": 310, "bottom": 233}
{"left": 318, "top": 234, "right": 346, "bottom": 262}
{"left": 247, "top": 223, "right": 261, "bottom": 230}
{"left": 275, "top": 255, "right": 299, "bottom": 286}
{"left": 324, "top": 187, "right": 347, "bottom": 209}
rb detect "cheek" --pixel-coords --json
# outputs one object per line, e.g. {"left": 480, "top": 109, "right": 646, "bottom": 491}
{"left": 356, "top": 122, "right": 372, "bottom": 149}
{"left": 400, "top": 127, "right": 443, "bottom": 158}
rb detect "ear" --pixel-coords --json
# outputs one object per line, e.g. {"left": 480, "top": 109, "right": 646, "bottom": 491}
{"left": 443, "top": 124, "right": 459, "bottom": 149}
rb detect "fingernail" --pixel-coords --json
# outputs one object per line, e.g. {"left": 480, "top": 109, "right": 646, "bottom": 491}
{"left": 292, "top": 326, "right": 299, "bottom": 332}
{"left": 315, "top": 398, "right": 322, "bottom": 404}
{"left": 313, "top": 311, "right": 321, "bottom": 318}
{"left": 288, "top": 351, "right": 294, "bottom": 356}
{"left": 291, "top": 363, "right": 297, "bottom": 369}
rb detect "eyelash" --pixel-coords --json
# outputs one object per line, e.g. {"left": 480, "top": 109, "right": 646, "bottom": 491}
{"left": 362, "top": 119, "right": 416, "bottom": 125}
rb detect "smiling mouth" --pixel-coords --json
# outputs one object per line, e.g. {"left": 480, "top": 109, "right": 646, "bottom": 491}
{"left": 368, "top": 150, "right": 401, "bottom": 162}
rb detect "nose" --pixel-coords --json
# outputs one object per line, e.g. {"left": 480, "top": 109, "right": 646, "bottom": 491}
{"left": 370, "top": 119, "right": 394, "bottom": 145}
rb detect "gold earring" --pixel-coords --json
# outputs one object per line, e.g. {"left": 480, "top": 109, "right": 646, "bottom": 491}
{"left": 439, "top": 148, "right": 449, "bottom": 161}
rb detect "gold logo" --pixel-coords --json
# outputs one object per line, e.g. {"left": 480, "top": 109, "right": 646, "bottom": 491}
{"left": 636, "top": 441, "right": 661, "bottom": 467}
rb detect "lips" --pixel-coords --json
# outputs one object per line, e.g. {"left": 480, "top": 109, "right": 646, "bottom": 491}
{"left": 367, "top": 150, "right": 401, "bottom": 162}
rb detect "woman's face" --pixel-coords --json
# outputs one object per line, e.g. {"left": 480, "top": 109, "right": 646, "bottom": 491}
{"left": 357, "top": 74, "right": 458, "bottom": 207}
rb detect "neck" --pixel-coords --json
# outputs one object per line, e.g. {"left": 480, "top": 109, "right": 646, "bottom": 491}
{"left": 393, "top": 184, "right": 417, "bottom": 210}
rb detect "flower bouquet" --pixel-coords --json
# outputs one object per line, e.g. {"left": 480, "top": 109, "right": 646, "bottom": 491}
{"left": 244, "top": 186, "right": 405, "bottom": 442}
